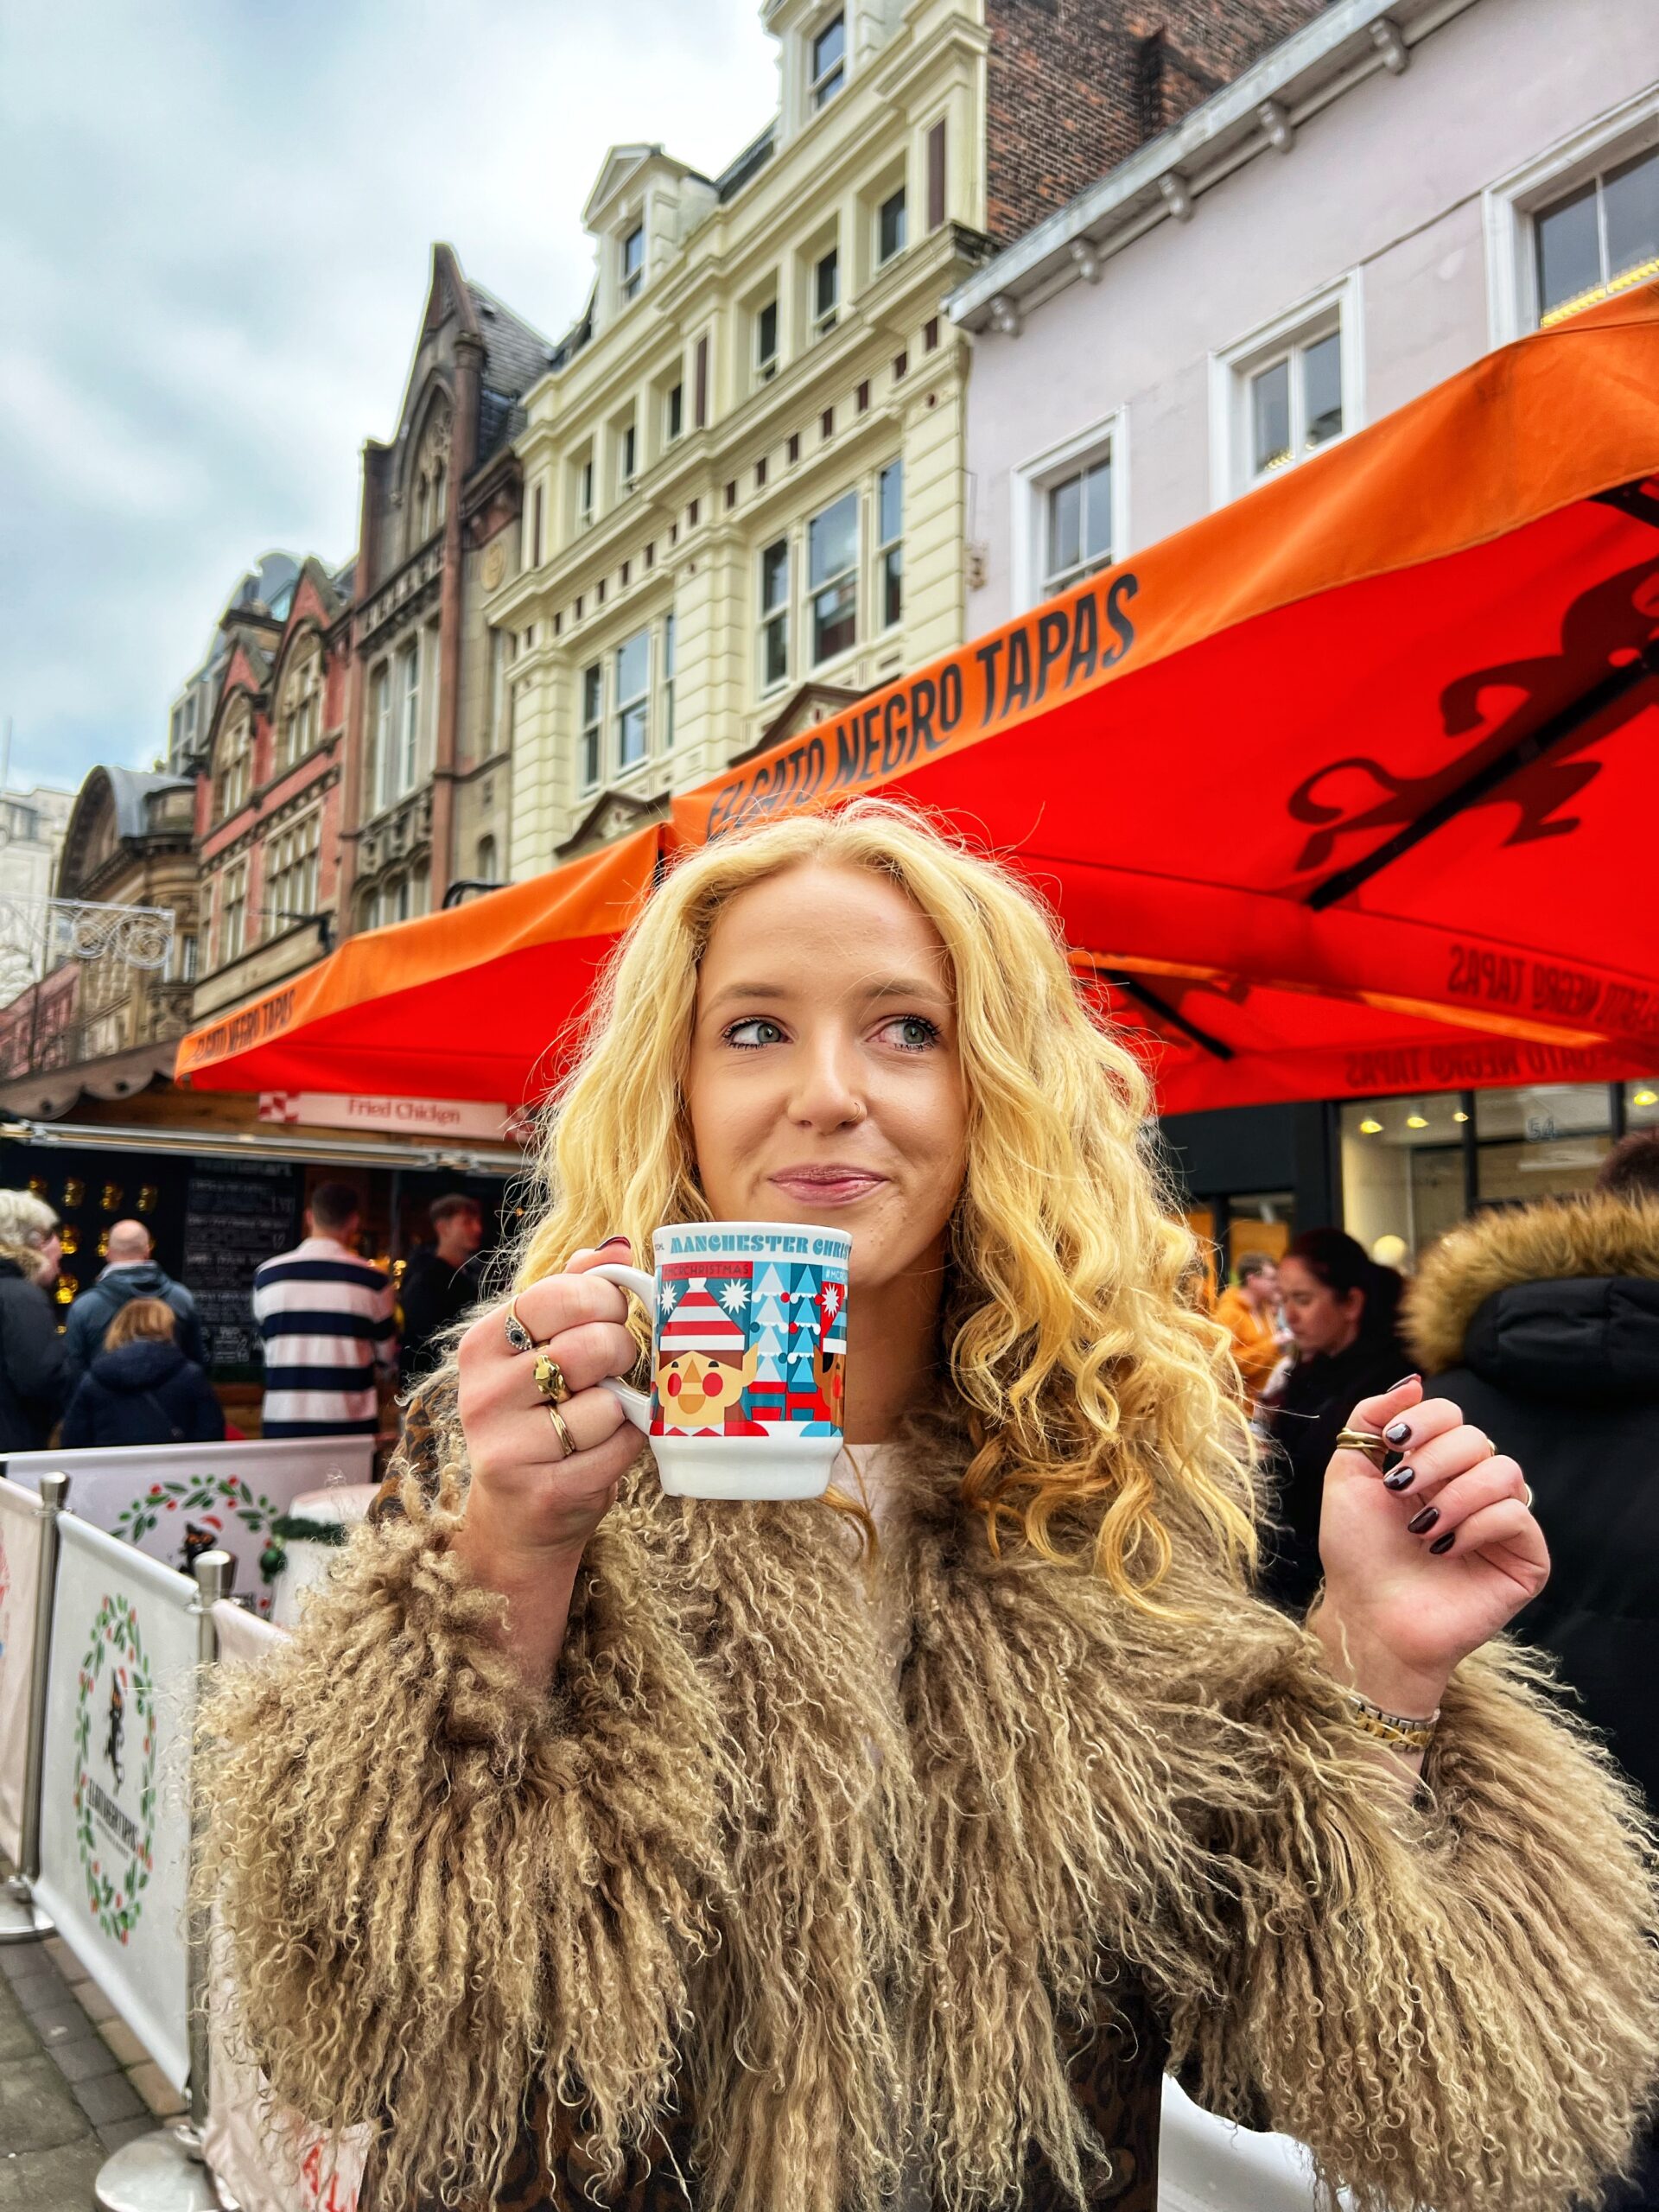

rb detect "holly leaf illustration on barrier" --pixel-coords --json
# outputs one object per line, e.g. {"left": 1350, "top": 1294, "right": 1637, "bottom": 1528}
{"left": 111, "top": 1470, "right": 284, "bottom": 1595}
{"left": 72, "top": 1593, "right": 156, "bottom": 1946}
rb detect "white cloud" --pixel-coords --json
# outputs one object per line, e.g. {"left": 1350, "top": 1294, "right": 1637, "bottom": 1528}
{"left": 0, "top": 0, "right": 777, "bottom": 793}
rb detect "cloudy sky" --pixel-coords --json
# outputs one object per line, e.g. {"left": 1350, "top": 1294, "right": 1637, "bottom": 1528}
{"left": 0, "top": 1, "right": 778, "bottom": 795}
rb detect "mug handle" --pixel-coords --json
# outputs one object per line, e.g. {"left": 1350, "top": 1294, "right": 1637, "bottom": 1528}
{"left": 587, "top": 1262, "right": 656, "bottom": 1432}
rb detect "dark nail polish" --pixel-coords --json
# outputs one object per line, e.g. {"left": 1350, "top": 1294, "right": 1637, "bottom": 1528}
{"left": 1383, "top": 1419, "right": 1413, "bottom": 1446}
{"left": 1406, "top": 1504, "right": 1440, "bottom": 1535}
{"left": 600, "top": 1234, "right": 631, "bottom": 1250}
{"left": 1428, "top": 1530, "right": 1456, "bottom": 1554}
{"left": 1389, "top": 1374, "right": 1420, "bottom": 1391}
{"left": 1383, "top": 1465, "right": 1416, "bottom": 1491}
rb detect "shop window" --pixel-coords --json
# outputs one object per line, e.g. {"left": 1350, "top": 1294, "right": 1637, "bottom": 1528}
{"left": 1474, "top": 1084, "right": 1611, "bottom": 1205}
{"left": 1628, "top": 1079, "right": 1659, "bottom": 1128}
{"left": 1341, "top": 1094, "right": 1470, "bottom": 1266}
{"left": 808, "top": 490, "right": 858, "bottom": 664}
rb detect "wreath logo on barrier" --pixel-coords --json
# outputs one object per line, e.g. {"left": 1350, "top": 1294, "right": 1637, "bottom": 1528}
{"left": 72, "top": 1593, "right": 156, "bottom": 1946}
{"left": 112, "top": 1471, "right": 285, "bottom": 1610}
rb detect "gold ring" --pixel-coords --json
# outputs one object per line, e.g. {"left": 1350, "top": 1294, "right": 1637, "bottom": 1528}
{"left": 1334, "top": 1427, "right": 1390, "bottom": 1466}
{"left": 532, "top": 1351, "right": 570, "bottom": 1405}
{"left": 504, "top": 1296, "right": 539, "bottom": 1355}
{"left": 545, "top": 1403, "right": 576, "bottom": 1459}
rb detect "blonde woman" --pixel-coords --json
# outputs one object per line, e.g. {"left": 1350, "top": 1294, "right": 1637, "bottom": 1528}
{"left": 202, "top": 803, "right": 1656, "bottom": 2212}
{"left": 0, "top": 1187, "right": 66, "bottom": 1452}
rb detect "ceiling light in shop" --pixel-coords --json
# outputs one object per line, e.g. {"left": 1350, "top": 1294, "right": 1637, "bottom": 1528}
{"left": 1636, "top": 1089, "right": 1658, "bottom": 1108}
{"left": 1358, "top": 1118, "right": 1382, "bottom": 1135}
{"left": 1452, "top": 1110, "right": 1470, "bottom": 1123}
{"left": 1406, "top": 1114, "right": 1428, "bottom": 1128}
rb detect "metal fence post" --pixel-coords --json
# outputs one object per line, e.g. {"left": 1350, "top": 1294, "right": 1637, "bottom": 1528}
{"left": 0, "top": 1469, "right": 67, "bottom": 1942}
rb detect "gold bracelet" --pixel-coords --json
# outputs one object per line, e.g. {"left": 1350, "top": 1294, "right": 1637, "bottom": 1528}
{"left": 1342, "top": 1688, "right": 1440, "bottom": 1753}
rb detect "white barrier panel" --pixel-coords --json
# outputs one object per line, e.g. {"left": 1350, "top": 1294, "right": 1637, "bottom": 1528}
{"left": 0, "top": 1477, "right": 44, "bottom": 1863}
{"left": 1158, "top": 2077, "right": 1355, "bottom": 2209}
{"left": 204, "top": 1599, "right": 366, "bottom": 2212}
{"left": 33, "top": 1515, "right": 200, "bottom": 2092}
{"left": 4, "top": 1435, "right": 375, "bottom": 1614}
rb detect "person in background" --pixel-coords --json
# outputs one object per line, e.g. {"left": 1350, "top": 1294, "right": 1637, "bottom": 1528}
{"left": 252, "top": 1182, "right": 397, "bottom": 1440}
{"left": 0, "top": 1189, "right": 67, "bottom": 1453}
{"left": 1212, "top": 1252, "right": 1281, "bottom": 1405}
{"left": 61, "top": 1296, "right": 225, "bottom": 1449}
{"left": 64, "top": 1216, "right": 205, "bottom": 1389}
{"left": 1406, "top": 1126, "right": 1659, "bottom": 2212}
{"left": 397, "top": 1194, "right": 486, "bottom": 1390}
{"left": 1259, "top": 1227, "right": 1408, "bottom": 1612}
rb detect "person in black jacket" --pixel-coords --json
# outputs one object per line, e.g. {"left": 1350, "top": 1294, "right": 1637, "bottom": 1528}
{"left": 64, "top": 1217, "right": 206, "bottom": 1389}
{"left": 1405, "top": 1138, "right": 1659, "bottom": 2212}
{"left": 397, "top": 1193, "right": 486, "bottom": 1389}
{"left": 1258, "top": 1227, "right": 1410, "bottom": 1613}
{"left": 0, "top": 1189, "right": 67, "bottom": 1454}
{"left": 61, "top": 1296, "right": 226, "bottom": 1450}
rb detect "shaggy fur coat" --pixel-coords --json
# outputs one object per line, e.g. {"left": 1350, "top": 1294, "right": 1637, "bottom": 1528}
{"left": 199, "top": 1390, "right": 1659, "bottom": 2212}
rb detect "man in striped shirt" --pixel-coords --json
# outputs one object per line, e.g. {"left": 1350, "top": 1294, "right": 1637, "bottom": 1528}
{"left": 252, "top": 1183, "right": 397, "bottom": 1439}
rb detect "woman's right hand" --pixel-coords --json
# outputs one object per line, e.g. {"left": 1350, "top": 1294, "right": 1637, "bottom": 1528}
{"left": 457, "top": 1247, "right": 645, "bottom": 1574}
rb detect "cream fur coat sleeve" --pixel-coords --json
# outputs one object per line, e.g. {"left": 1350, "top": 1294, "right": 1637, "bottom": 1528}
{"left": 197, "top": 1428, "right": 1659, "bottom": 2212}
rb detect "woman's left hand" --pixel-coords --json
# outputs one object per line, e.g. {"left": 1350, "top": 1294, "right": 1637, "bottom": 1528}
{"left": 1313, "top": 1376, "right": 1550, "bottom": 1717}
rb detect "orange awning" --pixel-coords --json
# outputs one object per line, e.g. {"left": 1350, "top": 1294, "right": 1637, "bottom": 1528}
{"left": 176, "top": 828, "right": 657, "bottom": 1099}
{"left": 176, "top": 289, "right": 1659, "bottom": 1115}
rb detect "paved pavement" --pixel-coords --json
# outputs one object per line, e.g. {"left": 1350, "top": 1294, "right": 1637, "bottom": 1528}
{"left": 0, "top": 1904, "right": 188, "bottom": 2211}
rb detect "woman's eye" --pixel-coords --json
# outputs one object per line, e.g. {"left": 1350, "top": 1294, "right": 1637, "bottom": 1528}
{"left": 879, "top": 1014, "right": 942, "bottom": 1052}
{"left": 723, "top": 1017, "right": 785, "bottom": 1049}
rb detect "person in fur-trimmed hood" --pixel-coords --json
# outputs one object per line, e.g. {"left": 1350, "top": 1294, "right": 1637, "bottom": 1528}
{"left": 1404, "top": 1146, "right": 1659, "bottom": 1811}
{"left": 199, "top": 806, "right": 1659, "bottom": 2212}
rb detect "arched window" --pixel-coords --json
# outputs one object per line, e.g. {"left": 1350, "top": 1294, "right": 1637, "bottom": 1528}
{"left": 215, "top": 700, "right": 253, "bottom": 823}
{"left": 277, "top": 637, "right": 321, "bottom": 773}
{"left": 412, "top": 403, "right": 453, "bottom": 550}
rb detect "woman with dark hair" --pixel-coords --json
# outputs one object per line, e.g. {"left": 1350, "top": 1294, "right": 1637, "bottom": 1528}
{"left": 1261, "top": 1228, "right": 1409, "bottom": 1612}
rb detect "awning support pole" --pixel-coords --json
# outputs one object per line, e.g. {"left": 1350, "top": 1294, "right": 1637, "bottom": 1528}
{"left": 1106, "top": 972, "right": 1236, "bottom": 1060}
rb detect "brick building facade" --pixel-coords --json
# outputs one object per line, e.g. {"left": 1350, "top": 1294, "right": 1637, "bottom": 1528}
{"left": 339, "top": 247, "right": 548, "bottom": 926}
{"left": 194, "top": 556, "right": 352, "bottom": 1021}
{"left": 982, "top": 0, "right": 1325, "bottom": 242}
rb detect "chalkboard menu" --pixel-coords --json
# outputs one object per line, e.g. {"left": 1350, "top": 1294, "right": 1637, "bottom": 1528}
{"left": 182, "top": 1160, "right": 300, "bottom": 1377}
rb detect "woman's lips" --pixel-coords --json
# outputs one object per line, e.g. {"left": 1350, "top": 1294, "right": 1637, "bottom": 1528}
{"left": 767, "top": 1171, "right": 887, "bottom": 1206}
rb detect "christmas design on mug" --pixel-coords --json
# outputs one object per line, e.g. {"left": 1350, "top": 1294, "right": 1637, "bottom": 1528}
{"left": 653, "top": 1258, "right": 847, "bottom": 1439}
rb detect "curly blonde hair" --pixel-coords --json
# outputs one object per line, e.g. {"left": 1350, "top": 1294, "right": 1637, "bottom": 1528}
{"left": 516, "top": 798, "right": 1254, "bottom": 1601}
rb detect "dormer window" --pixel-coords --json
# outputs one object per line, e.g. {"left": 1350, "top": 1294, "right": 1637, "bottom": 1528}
{"left": 621, "top": 224, "right": 645, "bottom": 303}
{"left": 810, "top": 14, "right": 845, "bottom": 111}
{"left": 813, "top": 247, "right": 839, "bottom": 339}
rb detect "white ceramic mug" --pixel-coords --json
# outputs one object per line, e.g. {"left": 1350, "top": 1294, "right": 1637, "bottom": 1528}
{"left": 591, "top": 1220, "right": 850, "bottom": 1500}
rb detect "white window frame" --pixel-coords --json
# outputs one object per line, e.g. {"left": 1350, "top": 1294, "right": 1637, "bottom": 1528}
{"left": 1010, "top": 412, "right": 1129, "bottom": 614}
{"left": 620, "top": 223, "right": 645, "bottom": 304}
{"left": 264, "top": 808, "right": 321, "bottom": 939}
{"left": 809, "top": 11, "right": 845, "bottom": 112}
{"left": 755, "top": 297, "right": 779, "bottom": 384}
{"left": 219, "top": 855, "right": 249, "bottom": 968}
{"left": 758, "top": 537, "right": 791, "bottom": 696}
{"left": 874, "top": 459, "right": 903, "bottom": 632}
{"left": 812, "top": 245, "right": 840, "bottom": 340}
{"left": 579, "top": 662, "right": 602, "bottom": 794}
{"left": 613, "top": 628, "right": 651, "bottom": 773}
{"left": 1208, "top": 272, "right": 1363, "bottom": 509}
{"left": 1484, "top": 91, "right": 1659, "bottom": 344}
{"left": 807, "top": 489, "right": 859, "bottom": 668}
{"left": 876, "top": 185, "right": 907, "bottom": 269}
{"left": 662, "top": 612, "right": 677, "bottom": 749}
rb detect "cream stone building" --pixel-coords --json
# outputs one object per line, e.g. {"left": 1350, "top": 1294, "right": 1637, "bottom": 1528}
{"left": 490, "top": 0, "right": 997, "bottom": 866}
